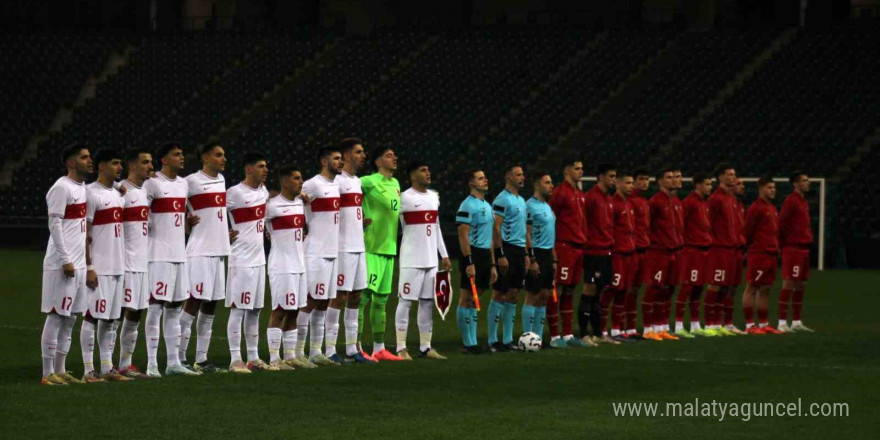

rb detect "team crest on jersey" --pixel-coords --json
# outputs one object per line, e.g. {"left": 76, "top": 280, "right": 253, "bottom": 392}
{"left": 434, "top": 270, "right": 452, "bottom": 320}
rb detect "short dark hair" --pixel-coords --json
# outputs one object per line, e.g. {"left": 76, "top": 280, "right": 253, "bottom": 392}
{"left": 369, "top": 145, "right": 394, "bottom": 171}
{"left": 406, "top": 159, "right": 428, "bottom": 177}
{"left": 713, "top": 162, "right": 734, "bottom": 181}
{"left": 276, "top": 164, "right": 300, "bottom": 182}
{"left": 465, "top": 169, "right": 483, "bottom": 185}
{"left": 693, "top": 173, "right": 710, "bottom": 186}
{"left": 597, "top": 162, "right": 616, "bottom": 176}
{"left": 316, "top": 146, "right": 341, "bottom": 166}
{"left": 242, "top": 152, "right": 266, "bottom": 167}
{"left": 339, "top": 138, "right": 363, "bottom": 155}
{"left": 562, "top": 157, "right": 582, "bottom": 169}
{"left": 125, "top": 148, "right": 151, "bottom": 165}
{"left": 530, "top": 170, "right": 550, "bottom": 185}
{"left": 655, "top": 164, "right": 675, "bottom": 181}
{"left": 200, "top": 144, "right": 222, "bottom": 156}
{"left": 503, "top": 164, "right": 522, "bottom": 176}
{"left": 93, "top": 149, "right": 122, "bottom": 167}
{"left": 616, "top": 170, "right": 633, "bottom": 180}
{"left": 633, "top": 167, "right": 651, "bottom": 179}
{"left": 61, "top": 143, "right": 86, "bottom": 166}
{"left": 155, "top": 142, "right": 182, "bottom": 162}
{"left": 789, "top": 171, "right": 807, "bottom": 185}
{"left": 758, "top": 175, "right": 775, "bottom": 188}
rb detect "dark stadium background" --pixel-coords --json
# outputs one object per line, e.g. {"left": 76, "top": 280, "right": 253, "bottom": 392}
{"left": 0, "top": 0, "right": 877, "bottom": 269}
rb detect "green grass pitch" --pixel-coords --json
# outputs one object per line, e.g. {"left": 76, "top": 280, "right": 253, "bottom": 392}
{"left": 1, "top": 250, "right": 878, "bottom": 439}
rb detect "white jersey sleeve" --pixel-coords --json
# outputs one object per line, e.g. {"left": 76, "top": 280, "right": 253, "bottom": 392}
{"left": 266, "top": 195, "right": 306, "bottom": 274}
{"left": 336, "top": 172, "right": 365, "bottom": 253}
{"left": 302, "top": 175, "right": 340, "bottom": 258}
{"left": 186, "top": 171, "right": 230, "bottom": 257}
{"left": 43, "top": 177, "right": 87, "bottom": 270}
{"left": 227, "top": 183, "right": 268, "bottom": 267}
{"left": 121, "top": 180, "right": 149, "bottom": 272}
{"left": 86, "top": 182, "right": 125, "bottom": 275}
{"left": 398, "top": 188, "right": 443, "bottom": 268}
{"left": 144, "top": 172, "right": 188, "bottom": 263}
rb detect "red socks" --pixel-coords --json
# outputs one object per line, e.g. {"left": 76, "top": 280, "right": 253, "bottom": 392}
{"left": 703, "top": 288, "right": 719, "bottom": 326}
{"left": 560, "top": 294, "right": 574, "bottom": 336}
{"left": 546, "top": 293, "right": 560, "bottom": 338}
{"left": 722, "top": 293, "right": 734, "bottom": 327}
{"left": 778, "top": 288, "right": 792, "bottom": 322}
{"left": 625, "top": 291, "right": 638, "bottom": 332}
{"left": 792, "top": 289, "right": 804, "bottom": 321}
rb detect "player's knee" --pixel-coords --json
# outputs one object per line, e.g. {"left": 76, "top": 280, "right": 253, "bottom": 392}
{"left": 200, "top": 301, "right": 216, "bottom": 314}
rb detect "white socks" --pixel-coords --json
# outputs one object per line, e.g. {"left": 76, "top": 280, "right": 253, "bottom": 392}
{"left": 245, "top": 309, "right": 261, "bottom": 362}
{"left": 344, "top": 308, "right": 359, "bottom": 356}
{"left": 195, "top": 312, "right": 214, "bottom": 364}
{"left": 145, "top": 303, "right": 163, "bottom": 367}
{"left": 119, "top": 318, "right": 138, "bottom": 370}
{"left": 80, "top": 321, "right": 96, "bottom": 374}
{"left": 267, "top": 327, "right": 283, "bottom": 362}
{"left": 691, "top": 321, "right": 701, "bottom": 331}
{"left": 282, "top": 330, "right": 297, "bottom": 361}
{"left": 395, "top": 300, "right": 412, "bottom": 352}
{"left": 40, "top": 314, "right": 63, "bottom": 377}
{"left": 178, "top": 311, "right": 196, "bottom": 362}
{"left": 97, "top": 320, "right": 115, "bottom": 374}
{"left": 309, "top": 310, "right": 326, "bottom": 357}
{"left": 227, "top": 308, "right": 244, "bottom": 363}
{"left": 417, "top": 299, "right": 433, "bottom": 352}
{"left": 163, "top": 305, "right": 182, "bottom": 367}
{"left": 295, "top": 311, "right": 310, "bottom": 358}
{"left": 55, "top": 315, "right": 75, "bottom": 374}
{"left": 325, "top": 307, "right": 341, "bottom": 358}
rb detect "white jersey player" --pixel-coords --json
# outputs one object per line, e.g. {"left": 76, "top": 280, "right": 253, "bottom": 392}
{"left": 265, "top": 165, "right": 312, "bottom": 370}
{"left": 394, "top": 161, "right": 451, "bottom": 360}
{"left": 80, "top": 150, "right": 132, "bottom": 383}
{"left": 326, "top": 138, "right": 375, "bottom": 364}
{"left": 225, "top": 153, "right": 271, "bottom": 373}
{"left": 39, "top": 145, "right": 91, "bottom": 386}
{"left": 117, "top": 149, "right": 153, "bottom": 378}
{"left": 179, "top": 145, "right": 231, "bottom": 373}
{"left": 297, "top": 147, "right": 344, "bottom": 367}
{"left": 142, "top": 143, "right": 199, "bottom": 377}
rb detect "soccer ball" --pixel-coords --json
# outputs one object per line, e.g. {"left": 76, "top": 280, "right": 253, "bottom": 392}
{"left": 518, "top": 332, "right": 542, "bottom": 352}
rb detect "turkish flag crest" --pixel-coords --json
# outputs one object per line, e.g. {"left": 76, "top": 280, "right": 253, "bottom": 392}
{"left": 434, "top": 270, "right": 452, "bottom": 320}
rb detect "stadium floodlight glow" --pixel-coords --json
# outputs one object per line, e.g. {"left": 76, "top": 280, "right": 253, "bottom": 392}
{"left": 582, "top": 176, "right": 826, "bottom": 270}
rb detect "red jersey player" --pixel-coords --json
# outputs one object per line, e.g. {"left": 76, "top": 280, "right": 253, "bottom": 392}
{"left": 600, "top": 172, "right": 635, "bottom": 342}
{"left": 625, "top": 168, "right": 651, "bottom": 338}
{"left": 547, "top": 158, "right": 591, "bottom": 348}
{"left": 723, "top": 178, "right": 748, "bottom": 334}
{"left": 778, "top": 172, "right": 814, "bottom": 333}
{"left": 582, "top": 163, "right": 618, "bottom": 345}
{"left": 742, "top": 176, "right": 784, "bottom": 334}
{"left": 675, "top": 173, "right": 712, "bottom": 338}
{"left": 642, "top": 166, "right": 683, "bottom": 341}
{"left": 703, "top": 163, "right": 740, "bottom": 337}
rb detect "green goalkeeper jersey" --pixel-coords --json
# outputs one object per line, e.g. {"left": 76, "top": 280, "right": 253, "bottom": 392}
{"left": 361, "top": 172, "right": 401, "bottom": 255}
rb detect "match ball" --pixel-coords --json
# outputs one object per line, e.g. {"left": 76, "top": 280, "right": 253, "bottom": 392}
{"left": 518, "top": 332, "right": 542, "bottom": 352}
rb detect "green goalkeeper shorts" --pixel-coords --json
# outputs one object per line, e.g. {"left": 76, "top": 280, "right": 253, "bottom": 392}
{"left": 365, "top": 253, "right": 395, "bottom": 295}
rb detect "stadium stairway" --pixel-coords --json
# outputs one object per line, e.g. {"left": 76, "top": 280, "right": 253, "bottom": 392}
{"left": 651, "top": 27, "right": 798, "bottom": 168}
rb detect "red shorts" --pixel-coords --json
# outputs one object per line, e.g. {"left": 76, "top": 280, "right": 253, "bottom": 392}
{"left": 555, "top": 242, "right": 584, "bottom": 286}
{"left": 747, "top": 253, "right": 777, "bottom": 286}
{"left": 643, "top": 249, "right": 679, "bottom": 287}
{"left": 679, "top": 247, "right": 709, "bottom": 286}
{"left": 732, "top": 249, "right": 745, "bottom": 286}
{"left": 708, "top": 247, "right": 739, "bottom": 286}
{"left": 610, "top": 252, "right": 638, "bottom": 291}
{"left": 782, "top": 248, "right": 810, "bottom": 281}
{"left": 632, "top": 250, "right": 647, "bottom": 287}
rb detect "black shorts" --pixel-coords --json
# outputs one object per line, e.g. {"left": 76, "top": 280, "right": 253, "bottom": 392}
{"left": 583, "top": 253, "right": 613, "bottom": 288}
{"left": 493, "top": 243, "right": 526, "bottom": 292}
{"left": 526, "top": 248, "right": 554, "bottom": 292}
{"left": 459, "top": 247, "right": 493, "bottom": 290}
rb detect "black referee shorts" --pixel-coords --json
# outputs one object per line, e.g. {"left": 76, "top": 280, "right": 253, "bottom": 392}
{"left": 583, "top": 252, "right": 613, "bottom": 289}
{"left": 459, "top": 247, "right": 493, "bottom": 290}
{"left": 493, "top": 243, "right": 526, "bottom": 292}
{"left": 526, "top": 248, "right": 554, "bottom": 292}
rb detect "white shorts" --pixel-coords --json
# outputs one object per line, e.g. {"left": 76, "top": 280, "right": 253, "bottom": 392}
{"left": 269, "top": 272, "right": 307, "bottom": 311}
{"left": 87, "top": 274, "right": 124, "bottom": 320}
{"left": 123, "top": 271, "right": 150, "bottom": 311}
{"left": 307, "top": 256, "right": 338, "bottom": 300}
{"left": 337, "top": 252, "right": 368, "bottom": 292}
{"left": 398, "top": 267, "right": 438, "bottom": 301}
{"left": 41, "top": 268, "right": 87, "bottom": 316}
{"left": 148, "top": 261, "right": 190, "bottom": 303}
{"left": 226, "top": 265, "right": 266, "bottom": 310}
{"left": 188, "top": 256, "right": 227, "bottom": 302}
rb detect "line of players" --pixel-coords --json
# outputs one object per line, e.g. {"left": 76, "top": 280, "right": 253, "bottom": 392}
{"left": 453, "top": 159, "right": 815, "bottom": 354}
{"left": 39, "top": 139, "right": 460, "bottom": 385}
